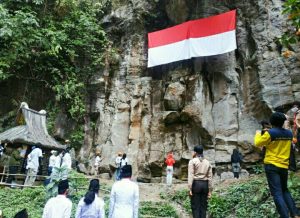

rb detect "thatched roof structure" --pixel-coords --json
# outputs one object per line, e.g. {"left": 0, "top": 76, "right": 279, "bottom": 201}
{"left": 0, "top": 102, "right": 65, "bottom": 150}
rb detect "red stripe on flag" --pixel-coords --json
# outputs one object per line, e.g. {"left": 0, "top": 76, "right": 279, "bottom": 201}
{"left": 148, "top": 10, "right": 236, "bottom": 48}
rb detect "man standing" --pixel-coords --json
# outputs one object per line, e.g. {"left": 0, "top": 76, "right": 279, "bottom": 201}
{"left": 109, "top": 165, "right": 139, "bottom": 218}
{"left": 43, "top": 179, "right": 72, "bottom": 218}
{"left": 94, "top": 153, "right": 103, "bottom": 177}
{"left": 115, "top": 152, "right": 122, "bottom": 180}
{"left": 188, "top": 145, "right": 212, "bottom": 218}
{"left": 24, "top": 145, "right": 43, "bottom": 186}
{"left": 61, "top": 147, "right": 72, "bottom": 170}
{"left": 254, "top": 112, "right": 300, "bottom": 218}
{"left": 231, "top": 148, "right": 243, "bottom": 179}
{"left": 165, "top": 152, "right": 175, "bottom": 187}
{"left": 48, "top": 150, "right": 57, "bottom": 176}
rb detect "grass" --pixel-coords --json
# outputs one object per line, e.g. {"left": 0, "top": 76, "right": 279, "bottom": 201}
{"left": 163, "top": 172, "right": 300, "bottom": 218}
{"left": 139, "top": 201, "right": 178, "bottom": 218}
{"left": 1, "top": 171, "right": 299, "bottom": 218}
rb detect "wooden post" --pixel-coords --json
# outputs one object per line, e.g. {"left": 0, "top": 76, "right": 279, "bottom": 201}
{"left": 0, "top": 166, "right": 6, "bottom": 183}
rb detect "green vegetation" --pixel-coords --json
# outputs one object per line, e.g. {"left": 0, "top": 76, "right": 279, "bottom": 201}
{"left": 2, "top": 174, "right": 299, "bottom": 217}
{"left": 209, "top": 174, "right": 300, "bottom": 218}
{"left": 160, "top": 174, "right": 300, "bottom": 218}
{"left": 0, "top": 0, "right": 110, "bottom": 121}
{"left": 160, "top": 189, "right": 192, "bottom": 214}
{"left": 280, "top": 0, "right": 300, "bottom": 56}
{"left": 0, "top": 170, "right": 93, "bottom": 217}
{"left": 46, "top": 168, "right": 88, "bottom": 199}
{"left": 251, "top": 163, "right": 264, "bottom": 174}
{"left": 0, "top": 169, "right": 179, "bottom": 217}
{"left": 69, "top": 126, "right": 85, "bottom": 149}
{"left": 139, "top": 201, "right": 179, "bottom": 218}
{"left": 209, "top": 178, "right": 277, "bottom": 218}
{"left": 0, "top": 186, "right": 46, "bottom": 217}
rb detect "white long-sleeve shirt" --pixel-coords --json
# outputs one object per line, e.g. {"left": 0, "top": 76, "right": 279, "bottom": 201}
{"left": 26, "top": 148, "right": 43, "bottom": 170}
{"left": 120, "top": 158, "right": 128, "bottom": 168}
{"left": 49, "top": 155, "right": 57, "bottom": 168}
{"left": 115, "top": 156, "right": 121, "bottom": 168}
{"left": 55, "top": 155, "right": 62, "bottom": 168}
{"left": 61, "top": 153, "right": 72, "bottom": 169}
{"left": 94, "top": 156, "right": 102, "bottom": 167}
{"left": 75, "top": 194, "right": 105, "bottom": 218}
{"left": 42, "top": 195, "right": 72, "bottom": 218}
{"left": 109, "top": 178, "right": 139, "bottom": 218}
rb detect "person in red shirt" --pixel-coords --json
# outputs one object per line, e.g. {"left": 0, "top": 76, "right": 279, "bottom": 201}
{"left": 165, "top": 152, "right": 175, "bottom": 187}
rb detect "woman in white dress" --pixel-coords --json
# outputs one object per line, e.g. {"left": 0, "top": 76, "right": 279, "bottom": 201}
{"left": 109, "top": 165, "right": 139, "bottom": 218}
{"left": 76, "top": 179, "right": 105, "bottom": 218}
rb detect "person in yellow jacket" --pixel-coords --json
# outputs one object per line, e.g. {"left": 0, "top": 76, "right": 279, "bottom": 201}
{"left": 254, "top": 112, "right": 300, "bottom": 218}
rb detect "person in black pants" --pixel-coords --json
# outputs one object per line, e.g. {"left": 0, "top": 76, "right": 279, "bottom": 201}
{"left": 231, "top": 148, "right": 243, "bottom": 179}
{"left": 188, "top": 145, "right": 213, "bottom": 218}
{"left": 255, "top": 112, "right": 300, "bottom": 218}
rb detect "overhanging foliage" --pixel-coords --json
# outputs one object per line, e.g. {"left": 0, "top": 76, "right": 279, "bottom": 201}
{"left": 0, "top": 0, "right": 110, "bottom": 120}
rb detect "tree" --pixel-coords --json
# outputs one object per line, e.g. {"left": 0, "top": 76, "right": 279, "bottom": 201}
{"left": 0, "top": 0, "right": 110, "bottom": 120}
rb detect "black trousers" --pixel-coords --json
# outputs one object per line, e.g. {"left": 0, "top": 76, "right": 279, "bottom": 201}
{"left": 191, "top": 180, "right": 209, "bottom": 218}
{"left": 7, "top": 166, "right": 18, "bottom": 183}
{"left": 233, "top": 172, "right": 239, "bottom": 178}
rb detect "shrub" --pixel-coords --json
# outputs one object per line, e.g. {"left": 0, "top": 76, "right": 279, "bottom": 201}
{"left": 208, "top": 175, "right": 300, "bottom": 218}
{"left": 139, "top": 201, "right": 178, "bottom": 218}
{"left": 0, "top": 170, "right": 107, "bottom": 217}
{"left": 163, "top": 174, "right": 300, "bottom": 218}
{"left": 0, "top": 187, "right": 46, "bottom": 218}
{"left": 160, "top": 189, "right": 191, "bottom": 214}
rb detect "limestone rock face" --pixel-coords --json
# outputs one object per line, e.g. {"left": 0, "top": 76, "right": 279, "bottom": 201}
{"left": 75, "top": 0, "right": 300, "bottom": 180}
{"left": 53, "top": 112, "right": 76, "bottom": 140}
{"left": 164, "top": 82, "right": 186, "bottom": 111}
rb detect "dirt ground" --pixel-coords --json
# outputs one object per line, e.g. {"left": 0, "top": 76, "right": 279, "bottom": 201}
{"left": 99, "top": 177, "right": 188, "bottom": 201}
{"left": 100, "top": 176, "right": 244, "bottom": 201}
{"left": 99, "top": 176, "right": 245, "bottom": 218}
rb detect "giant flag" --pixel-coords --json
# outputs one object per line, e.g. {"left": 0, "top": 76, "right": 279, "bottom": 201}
{"left": 147, "top": 10, "right": 237, "bottom": 68}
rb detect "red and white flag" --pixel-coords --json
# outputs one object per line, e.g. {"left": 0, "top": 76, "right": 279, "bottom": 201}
{"left": 148, "top": 10, "right": 237, "bottom": 68}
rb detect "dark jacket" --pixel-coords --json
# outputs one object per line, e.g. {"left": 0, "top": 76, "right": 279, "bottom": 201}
{"left": 231, "top": 150, "right": 242, "bottom": 163}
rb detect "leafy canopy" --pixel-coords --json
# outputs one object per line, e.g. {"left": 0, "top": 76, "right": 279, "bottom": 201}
{"left": 0, "top": 0, "right": 109, "bottom": 120}
{"left": 280, "top": 0, "right": 300, "bottom": 53}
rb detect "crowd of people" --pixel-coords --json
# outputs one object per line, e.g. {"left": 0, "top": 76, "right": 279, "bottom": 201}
{"left": 0, "top": 139, "right": 74, "bottom": 187}
{"left": 0, "top": 107, "right": 300, "bottom": 218}
{"left": 42, "top": 164, "right": 138, "bottom": 218}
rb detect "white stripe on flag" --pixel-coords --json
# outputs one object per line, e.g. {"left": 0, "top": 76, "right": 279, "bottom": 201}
{"left": 148, "top": 30, "right": 236, "bottom": 68}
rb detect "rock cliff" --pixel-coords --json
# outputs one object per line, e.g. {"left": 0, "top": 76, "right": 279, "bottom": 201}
{"left": 75, "top": 0, "right": 300, "bottom": 180}
{"left": 1, "top": 0, "right": 299, "bottom": 181}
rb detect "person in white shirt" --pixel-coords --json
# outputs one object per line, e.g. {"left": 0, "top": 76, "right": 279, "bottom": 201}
{"left": 43, "top": 179, "right": 72, "bottom": 218}
{"left": 55, "top": 152, "right": 63, "bottom": 168}
{"left": 109, "top": 165, "right": 139, "bottom": 218}
{"left": 61, "top": 148, "right": 72, "bottom": 170}
{"left": 115, "top": 152, "right": 122, "bottom": 180}
{"left": 48, "top": 150, "right": 57, "bottom": 175}
{"left": 24, "top": 145, "right": 43, "bottom": 186}
{"left": 75, "top": 179, "right": 105, "bottom": 218}
{"left": 94, "top": 154, "right": 103, "bottom": 177}
{"left": 120, "top": 153, "right": 128, "bottom": 168}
